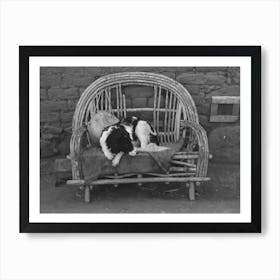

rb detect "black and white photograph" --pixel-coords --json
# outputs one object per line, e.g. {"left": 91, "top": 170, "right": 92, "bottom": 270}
{"left": 20, "top": 46, "right": 260, "bottom": 232}
{"left": 42, "top": 66, "right": 240, "bottom": 213}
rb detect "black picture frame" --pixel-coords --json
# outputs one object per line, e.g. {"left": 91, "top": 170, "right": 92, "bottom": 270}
{"left": 20, "top": 46, "right": 261, "bottom": 233}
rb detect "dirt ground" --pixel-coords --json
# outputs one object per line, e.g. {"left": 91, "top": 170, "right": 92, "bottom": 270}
{"left": 40, "top": 163, "right": 240, "bottom": 213}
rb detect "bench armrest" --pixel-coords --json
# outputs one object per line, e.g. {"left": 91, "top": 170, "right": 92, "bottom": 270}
{"left": 180, "top": 120, "right": 209, "bottom": 177}
{"left": 69, "top": 126, "right": 88, "bottom": 161}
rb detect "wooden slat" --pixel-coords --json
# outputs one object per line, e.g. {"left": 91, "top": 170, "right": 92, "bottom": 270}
{"left": 67, "top": 175, "right": 211, "bottom": 186}
{"left": 174, "top": 101, "right": 180, "bottom": 141}
{"left": 56, "top": 156, "right": 199, "bottom": 174}
{"left": 123, "top": 93, "right": 127, "bottom": 118}
{"left": 171, "top": 160, "right": 196, "bottom": 168}
{"left": 212, "top": 96, "right": 240, "bottom": 104}
{"left": 108, "top": 88, "right": 112, "bottom": 113}
{"left": 104, "top": 173, "right": 136, "bottom": 179}
{"left": 119, "top": 85, "right": 123, "bottom": 118}
{"left": 210, "top": 115, "right": 239, "bottom": 122}
{"left": 105, "top": 89, "right": 107, "bottom": 110}
{"left": 116, "top": 85, "right": 120, "bottom": 118}
{"left": 164, "top": 90, "right": 169, "bottom": 143}
{"left": 109, "top": 108, "right": 177, "bottom": 113}
{"left": 157, "top": 86, "right": 162, "bottom": 142}
{"left": 146, "top": 172, "right": 196, "bottom": 177}
{"left": 100, "top": 90, "right": 104, "bottom": 110}
{"left": 171, "top": 95, "right": 177, "bottom": 142}
{"left": 167, "top": 92, "right": 173, "bottom": 143}
{"left": 89, "top": 176, "right": 210, "bottom": 185}
{"left": 173, "top": 154, "right": 199, "bottom": 160}
{"left": 153, "top": 85, "right": 157, "bottom": 129}
{"left": 174, "top": 151, "right": 199, "bottom": 155}
{"left": 169, "top": 166, "right": 196, "bottom": 172}
{"left": 157, "top": 131, "right": 175, "bottom": 136}
{"left": 67, "top": 180, "right": 85, "bottom": 185}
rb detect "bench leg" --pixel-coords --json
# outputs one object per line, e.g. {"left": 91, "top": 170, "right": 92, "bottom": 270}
{"left": 188, "top": 182, "right": 195, "bottom": 201}
{"left": 84, "top": 185, "right": 91, "bottom": 203}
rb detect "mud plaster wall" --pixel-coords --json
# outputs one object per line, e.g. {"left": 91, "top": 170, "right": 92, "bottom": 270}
{"left": 40, "top": 67, "right": 240, "bottom": 179}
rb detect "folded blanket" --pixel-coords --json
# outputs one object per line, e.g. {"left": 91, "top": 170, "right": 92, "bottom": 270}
{"left": 79, "top": 140, "right": 184, "bottom": 183}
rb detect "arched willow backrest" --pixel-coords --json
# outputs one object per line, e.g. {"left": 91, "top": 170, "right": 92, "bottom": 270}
{"left": 72, "top": 72, "right": 199, "bottom": 144}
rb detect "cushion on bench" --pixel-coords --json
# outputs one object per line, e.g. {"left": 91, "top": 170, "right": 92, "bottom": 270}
{"left": 80, "top": 140, "right": 184, "bottom": 182}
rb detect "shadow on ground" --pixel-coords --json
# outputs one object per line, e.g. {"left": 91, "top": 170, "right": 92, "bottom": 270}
{"left": 40, "top": 163, "right": 240, "bottom": 213}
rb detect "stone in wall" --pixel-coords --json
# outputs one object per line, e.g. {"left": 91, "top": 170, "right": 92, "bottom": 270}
{"left": 160, "top": 71, "right": 176, "bottom": 79}
{"left": 57, "top": 133, "right": 71, "bottom": 156}
{"left": 40, "top": 100, "right": 68, "bottom": 113}
{"left": 205, "top": 85, "right": 240, "bottom": 99}
{"left": 41, "top": 125, "right": 63, "bottom": 136}
{"left": 67, "top": 100, "right": 79, "bottom": 111}
{"left": 40, "top": 89, "right": 48, "bottom": 100}
{"left": 125, "top": 98, "right": 132, "bottom": 108}
{"left": 192, "top": 95, "right": 211, "bottom": 116}
{"left": 60, "top": 73, "right": 94, "bottom": 88}
{"left": 110, "top": 95, "right": 118, "bottom": 108}
{"left": 186, "top": 85, "right": 222, "bottom": 96}
{"left": 126, "top": 111, "right": 154, "bottom": 123}
{"left": 208, "top": 125, "right": 240, "bottom": 163}
{"left": 147, "top": 96, "right": 166, "bottom": 108}
{"left": 132, "top": 97, "right": 147, "bottom": 108}
{"left": 198, "top": 115, "right": 212, "bottom": 132}
{"left": 124, "top": 86, "right": 154, "bottom": 99}
{"left": 227, "top": 67, "right": 240, "bottom": 85}
{"left": 48, "top": 88, "right": 79, "bottom": 100}
{"left": 40, "top": 112, "right": 60, "bottom": 123}
{"left": 79, "top": 88, "right": 86, "bottom": 96}
{"left": 83, "top": 68, "right": 103, "bottom": 76}
{"left": 176, "top": 73, "right": 226, "bottom": 85}
{"left": 61, "top": 112, "right": 74, "bottom": 127}
{"left": 40, "top": 158, "right": 55, "bottom": 174}
{"left": 40, "top": 73, "right": 62, "bottom": 88}
{"left": 195, "top": 67, "right": 229, "bottom": 73}
{"left": 147, "top": 98, "right": 155, "bottom": 108}
{"left": 40, "top": 139, "right": 58, "bottom": 158}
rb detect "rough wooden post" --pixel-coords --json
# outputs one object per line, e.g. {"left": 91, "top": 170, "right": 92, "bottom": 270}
{"left": 188, "top": 182, "right": 195, "bottom": 201}
{"left": 84, "top": 185, "right": 91, "bottom": 203}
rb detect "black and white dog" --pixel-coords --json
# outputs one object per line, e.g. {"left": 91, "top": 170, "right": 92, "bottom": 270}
{"left": 100, "top": 116, "right": 159, "bottom": 166}
{"left": 126, "top": 116, "right": 159, "bottom": 148}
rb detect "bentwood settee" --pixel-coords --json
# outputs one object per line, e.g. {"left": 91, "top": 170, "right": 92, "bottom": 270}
{"left": 66, "top": 72, "right": 210, "bottom": 202}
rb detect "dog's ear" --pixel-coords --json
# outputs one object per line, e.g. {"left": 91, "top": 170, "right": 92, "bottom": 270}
{"left": 150, "top": 134, "right": 160, "bottom": 145}
{"left": 147, "top": 121, "right": 157, "bottom": 134}
{"left": 122, "top": 116, "right": 132, "bottom": 124}
{"left": 131, "top": 116, "right": 139, "bottom": 126}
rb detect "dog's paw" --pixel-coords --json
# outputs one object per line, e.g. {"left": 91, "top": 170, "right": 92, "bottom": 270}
{"left": 129, "top": 150, "right": 137, "bottom": 156}
{"left": 105, "top": 154, "right": 114, "bottom": 161}
{"left": 112, "top": 158, "right": 120, "bottom": 167}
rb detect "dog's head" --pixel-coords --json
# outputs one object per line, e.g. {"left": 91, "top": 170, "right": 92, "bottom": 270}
{"left": 122, "top": 116, "right": 139, "bottom": 141}
{"left": 122, "top": 116, "right": 139, "bottom": 126}
{"left": 106, "top": 125, "right": 135, "bottom": 154}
